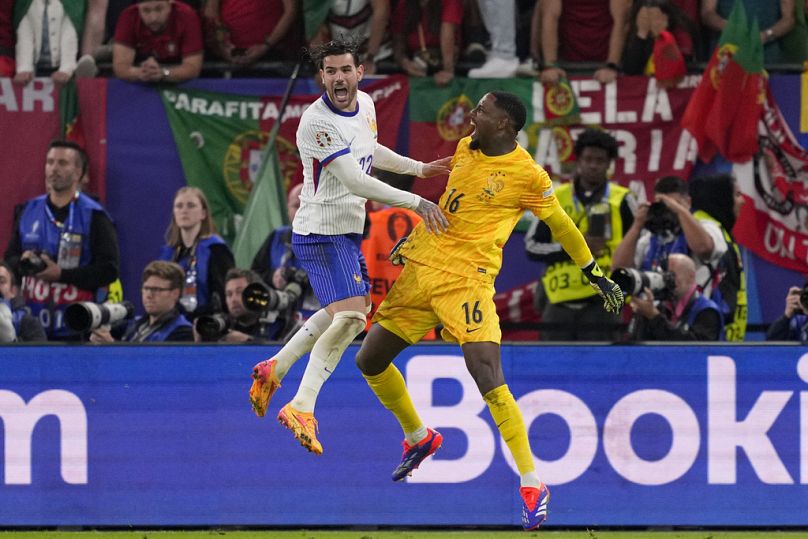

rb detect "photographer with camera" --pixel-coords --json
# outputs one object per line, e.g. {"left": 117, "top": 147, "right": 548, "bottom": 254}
{"left": 525, "top": 128, "right": 636, "bottom": 341}
{"left": 251, "top": 184, "right": 320, "bottom": 320}
{"left": 0, "top": 261, "right": 47, "bottom": 342}
{"left": 613, "top": 175, "right": 724, "bottom": 284}
{"left": 194, "top": 268, "right": 304, "bottom": 343}
{"left": 3, "top": 140, "right": 120, "bottom": 341}
{"left": 89, "top": 261, "right": 192, "bottom": 343}
{"left": 627, "top": 253, "right": 723, "bottom": 341}
{"left": 766, "top": 284, "right": 808, "bottom": 342}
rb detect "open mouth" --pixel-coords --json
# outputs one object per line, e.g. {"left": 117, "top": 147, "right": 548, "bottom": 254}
{"left": 334, "top": 87, "right": 349, "bottom": 100}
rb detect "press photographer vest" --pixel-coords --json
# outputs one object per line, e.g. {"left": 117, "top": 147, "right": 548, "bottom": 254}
{"left": 681, "top": 293, "right": 724, "bottom": 340}
{"left": 126, "top": 313, "right": 191, "bottom": 342}
{"left": 693, "top": 210, "right": 747, "bottom": 342}
{"left": 18, "top": 193, "right": 103, "bottom": 338}
{"left": 159, "top": 235, "right": 226, "bottom": 312}
{"left": 641, "top": 233, "right": 689, "bottom": 271}
{"left": 542, "top": 182, "right": 629, "bottom": 304}
{"left": 788, "top": 313, "right": 808, "bottom": 342}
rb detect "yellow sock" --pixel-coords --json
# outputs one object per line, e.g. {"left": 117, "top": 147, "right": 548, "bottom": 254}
{"left": 363, "top": 364, "right": 423, "bottom": 434}
{"left": 484, "top": 384, "right": 536, "bottom": 475}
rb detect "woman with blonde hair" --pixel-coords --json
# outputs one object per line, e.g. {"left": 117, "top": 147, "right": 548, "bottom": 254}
{"left": 158, "top": 186, "right": 234, "bottom": 316}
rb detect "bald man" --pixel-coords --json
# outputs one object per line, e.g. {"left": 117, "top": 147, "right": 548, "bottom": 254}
{"left": 629, "top": 253, "right": 723, "bottom": 340}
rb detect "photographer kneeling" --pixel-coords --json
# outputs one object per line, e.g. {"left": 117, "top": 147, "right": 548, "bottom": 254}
{"left": 89, "top": 261, "right": 193, "bottom": 343}
{"left": 623, "top": 253, "right": 723, "bottom": 341}
{"left": 766, "top": 284, "right": 808, "bottom": 342}
{"left": 194, "top": 268, "right": 306, "bottom": 343}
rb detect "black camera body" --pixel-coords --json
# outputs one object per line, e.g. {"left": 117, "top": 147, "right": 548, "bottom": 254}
{"left": 800, "top": 283, "right": 808, "bottom": 312}
{"left": 611, "top": 267, "right": 676, "bottom": 300}
{"left": 196, "top": 313, "right": 231, "bottom": 342}
{"left": 645, "top": 202, "right": 680, "bottom": 236}
{"left": 19, "top": 252, "right": 48, "bottom": 277}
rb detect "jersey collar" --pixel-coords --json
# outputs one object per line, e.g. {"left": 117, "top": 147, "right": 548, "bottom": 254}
{"left": 322, "top": 92, "right": 359, "bottom": 117}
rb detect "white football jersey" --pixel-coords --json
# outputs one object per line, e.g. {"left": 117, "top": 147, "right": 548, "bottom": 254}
{"left": 294, "top": 90, "right": 379, "bottom": 235}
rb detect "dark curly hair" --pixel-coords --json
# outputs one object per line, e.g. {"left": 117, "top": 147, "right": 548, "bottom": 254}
{"left": 574, "top": 128, "right": 619, "bottom": 160}
{"left": 306, "top": 36, "right": 362, "bottom": 70}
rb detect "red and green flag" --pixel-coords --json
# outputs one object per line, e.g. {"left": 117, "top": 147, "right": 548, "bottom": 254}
{"left": 681, "top": 0, "right": 765, "bottom": 163}
{"left": 161, "top": 87, "right": 307, "bottom": 247}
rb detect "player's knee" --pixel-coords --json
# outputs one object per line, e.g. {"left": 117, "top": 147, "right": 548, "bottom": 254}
{"left": 332, "top": 310, "right": 366, "bottom": 340}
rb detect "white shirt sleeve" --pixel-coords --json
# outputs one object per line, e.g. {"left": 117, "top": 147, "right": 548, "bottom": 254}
{"left": 373, "top": 143, "right": 425, "bottom": 177}
{"left": 297, "top": 118, "right": 351, "bottom": 165}
{"left": 327, "top": 154, "right": 421, "bottom": 209}
{"left": 696, "top": 218, "right": 728, "bottom": 265}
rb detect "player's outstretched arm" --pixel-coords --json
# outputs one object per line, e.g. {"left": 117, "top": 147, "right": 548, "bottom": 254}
{"left": 327, "top": 154, "right": 448, "bottom": 234}
{"left": 420, "top": 156, "right": 452, "bottom": 177}
{"left": 373, "top": 144, "right": 452, "bottom": 178}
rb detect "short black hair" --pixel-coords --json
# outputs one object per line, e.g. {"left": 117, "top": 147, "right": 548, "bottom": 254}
{"left": 307, "top": 36, "right": 361, "bottom": 70}
{"left": 689, "top": 173, "right": 737, "bottom": 231}
{"left": 574, "top": 128, "right": 619, "bottom": 160}
{"left": 489, "top": 91, "right": 527, "bottom": 133}
{"left": 48, "top": 139, "right": 88, "bottom": 179}
{"left": 654, "top": 175, "right": 688, "bottom": 195}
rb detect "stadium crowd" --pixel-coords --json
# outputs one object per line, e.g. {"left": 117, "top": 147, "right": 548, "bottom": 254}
{"left": 1, "top": 0, "right": 807, "bottom": 344}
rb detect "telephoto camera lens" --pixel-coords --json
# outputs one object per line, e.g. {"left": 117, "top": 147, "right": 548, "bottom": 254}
{"left": 64, "top": 301, "right": 135, "bottom": 332}
{"left": 611, "top": 267, "right": 676, "bottom": 299}
{"left": 196, "top": 313, "right": 230, "bottom": 341}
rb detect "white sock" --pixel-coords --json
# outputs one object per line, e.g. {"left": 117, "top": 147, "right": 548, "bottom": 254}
{"left": 274, "top": 308, "right": 332, "bottom": 380}
{"left": 520, "top": 471, "right": 542, "bottom": 489}
{"left": 405, "top": 425, "right": 428, "bottom": 446}
{"left": 290, "top": 310, "right": 366, "bottom": 413}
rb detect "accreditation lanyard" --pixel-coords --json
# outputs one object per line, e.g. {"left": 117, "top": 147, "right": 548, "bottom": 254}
{"left": 177, "top": 242, "right": 199, "bottom": 312}
{"left": 45, "top": 194, "right": 82, "bottom": 270}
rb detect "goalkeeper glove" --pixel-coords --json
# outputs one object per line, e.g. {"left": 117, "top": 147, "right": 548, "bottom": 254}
{"left": 582, "top": 260, "right": 624, "bottom": 314}
{"left": 389, "top": 237, "right": 408, "bottom": 266}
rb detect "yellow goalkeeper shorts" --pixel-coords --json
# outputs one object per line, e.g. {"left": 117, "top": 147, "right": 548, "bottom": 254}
{"left": 373, "top": 261, "right": 501, "bottom": 345}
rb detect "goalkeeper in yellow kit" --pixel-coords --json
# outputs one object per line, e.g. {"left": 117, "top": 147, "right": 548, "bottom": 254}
{"left": 354, "top": 91, "right": 624, "bottom": 531}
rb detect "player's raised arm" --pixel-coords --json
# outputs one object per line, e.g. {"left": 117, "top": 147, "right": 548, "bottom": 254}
{"left": 327, "top": 154, "right": 448, "bottom": 233}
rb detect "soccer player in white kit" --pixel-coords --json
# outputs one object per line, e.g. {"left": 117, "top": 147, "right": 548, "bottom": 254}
{"left": 249, "top": 38, "right": 451, "bottom": 454}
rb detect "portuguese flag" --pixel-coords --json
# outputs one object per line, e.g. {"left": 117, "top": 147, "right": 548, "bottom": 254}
{"left": 681, "top": 0, "right": 764, "bottom": 163}
{"left": 161, "top": 87, "right": 305, "bottom": 245}
{"left": 407, "top": 78, "right": 533, "bottom": 202}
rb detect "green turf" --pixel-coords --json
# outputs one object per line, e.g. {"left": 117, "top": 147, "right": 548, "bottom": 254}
{"left": 1, "top": 531, "right": 808, "bottom": 539}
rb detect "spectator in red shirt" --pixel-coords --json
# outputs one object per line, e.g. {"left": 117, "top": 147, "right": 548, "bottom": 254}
{"left": 202, "top": 0, "right": 299, "bottom": 66}
{"left": 539, "top": 0, "right": 632, "bottom": 85}
{"left": 113, "top": 0, "right": 203, "bottom": 83}
{"left": 0, "top": 0, "right": 13, "bottom": 76}
{"left": 390, "top": 0, "right": 463, "bottom": 87}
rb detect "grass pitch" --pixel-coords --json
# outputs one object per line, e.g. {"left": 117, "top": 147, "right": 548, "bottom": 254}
{"left": 1, "top": 531, "right": 808, "bottom": 539}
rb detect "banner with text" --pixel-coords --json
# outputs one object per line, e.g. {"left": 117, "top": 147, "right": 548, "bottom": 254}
{"left": 161, "top": 76, "right": 409, "bottom": 243}
{"left": 407, "top": 75, "right": 699, "bottom": 203}
{"left": 0, "top": 344, "right": 805, "bottom": 527}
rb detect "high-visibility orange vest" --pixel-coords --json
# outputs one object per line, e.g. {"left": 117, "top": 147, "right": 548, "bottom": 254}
{"left": 361, "top": 207, "right": 436, "bottom": 340}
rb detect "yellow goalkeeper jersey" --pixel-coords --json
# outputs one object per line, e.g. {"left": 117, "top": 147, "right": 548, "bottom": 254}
{"left": 400, "top": 136, "right": 592, "bottom": 282}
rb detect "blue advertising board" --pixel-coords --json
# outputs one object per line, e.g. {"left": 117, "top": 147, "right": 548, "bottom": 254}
{"left": 0, "top": 344, "right": 806, "bottom": 527}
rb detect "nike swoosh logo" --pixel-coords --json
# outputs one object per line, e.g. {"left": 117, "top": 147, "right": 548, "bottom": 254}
{"left": 466, "top": 328, "right": 481, "bottom": 333}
